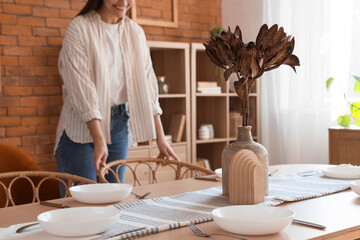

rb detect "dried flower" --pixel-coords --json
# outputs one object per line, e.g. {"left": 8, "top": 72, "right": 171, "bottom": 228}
{"left": 204, "top": 24, "right": 300, "bottom": 126}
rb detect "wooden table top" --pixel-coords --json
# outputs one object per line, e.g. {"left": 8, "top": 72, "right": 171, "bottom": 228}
{"left": 1, "top": 164, "right": 360, "bottom": 240}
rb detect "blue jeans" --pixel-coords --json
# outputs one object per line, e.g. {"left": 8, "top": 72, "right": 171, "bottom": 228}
{"left": 55, "top": 104, "right": 129, "bottom": 196}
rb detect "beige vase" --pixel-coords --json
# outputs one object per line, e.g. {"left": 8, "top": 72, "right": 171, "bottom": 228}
{"left": 222, "top": 126, "right": 268, "bottom": 196}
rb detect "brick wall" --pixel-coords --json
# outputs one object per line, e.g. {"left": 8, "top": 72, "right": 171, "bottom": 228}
{"left": 0, "top": 0, "right": 221, "bottom": 171}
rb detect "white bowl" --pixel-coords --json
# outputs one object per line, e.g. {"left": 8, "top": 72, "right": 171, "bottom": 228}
{"left": 38, "top": 206, "right": 119, "bottom": 237}
{"left": 215, "top": 168, "right": 222, "bottom": 178}
{"left": 323, "top": 165, "right": 360, "bottom": 179}
{"left": 70, "top": 183, "right": 133, "bottom": 204}
{"left": 350, "top": 180, "right": 360, "bottom": 195}
{"left": 212, "top": 205, "right": 294, "bottom": 235}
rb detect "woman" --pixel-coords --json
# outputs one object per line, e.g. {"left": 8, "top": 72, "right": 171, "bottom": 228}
{"left": 55, "top": 0, "right": 179, "bottom": 187}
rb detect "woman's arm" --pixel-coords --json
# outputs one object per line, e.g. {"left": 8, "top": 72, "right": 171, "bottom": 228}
{"left": 154, "top": 115, "right": 180, "bottom": 160}
{"left": 86, "top": 119, "right": 108, "bottom": 172}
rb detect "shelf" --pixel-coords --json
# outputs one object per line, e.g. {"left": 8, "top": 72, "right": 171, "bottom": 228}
{"left": 196, "top": 138, "right": 228, "bottom": 144}
{"left": 229, "top": 93, "right": 258, "bottom": 97}
{"left": 196, "top": 93, "right": 228, "bottom": 97}
{"left": 159, "top": 94, "right": 186, "bottom": 98}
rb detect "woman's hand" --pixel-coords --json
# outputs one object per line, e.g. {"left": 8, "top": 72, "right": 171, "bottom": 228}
{"left": 87, "top": 119, "right": 108, "bottom": 172}
{"left": 154, "top": 114, "right": 180, "bottom": 161}
{"left": 156, "top": 136, "right": 180, "bottom": 160}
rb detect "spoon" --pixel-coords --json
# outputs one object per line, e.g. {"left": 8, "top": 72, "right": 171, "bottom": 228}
{"left": 131, "top": 192, "right": 151, "bottom": 199}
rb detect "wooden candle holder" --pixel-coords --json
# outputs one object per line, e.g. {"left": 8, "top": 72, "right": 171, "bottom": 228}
{"left": 229, "top": 149, "right": 265, "bottom": 205}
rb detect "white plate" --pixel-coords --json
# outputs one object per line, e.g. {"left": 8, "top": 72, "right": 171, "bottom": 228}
{"left": 212, "top": 205, "right": 294, "bottom": 235}
{"left": 215, "top": 168, "right": 222, "bottom": 178}
{"left": 350, "top": 180, "right": 360, "bottom": 195}
{"left": 38, "top": 206, "right": 119, "bottom": 237}
{"left": 70, "top": 183, "right": 133, "bottom": 204}
{"left": 323, "top": 165, "right": 360, "bottom": 179}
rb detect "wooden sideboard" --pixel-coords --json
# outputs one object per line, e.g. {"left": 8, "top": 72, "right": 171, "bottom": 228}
{"left": 328, "top": 127, "right": 360, "bottom": 165}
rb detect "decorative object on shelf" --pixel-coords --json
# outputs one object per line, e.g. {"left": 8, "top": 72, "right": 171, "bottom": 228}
{"left": 198, "top": 125, "right": 210, "bottom": 140}
{"left": 157, "top": 76, "right": 169, "bottom": 94}
{"left": 204, "top": 24, "right": 300, "bottom": 197}
{"left": 229, "top": 149, "right": 264, "bottom": 204}
{"left": 326, "top": 75, "right": 360, "bottom": 127}
{"left": 168, "top": 114, "right": 185, "bottom": 142}
{"left": 222, "top": 126, "right": 268, "bottom": 196}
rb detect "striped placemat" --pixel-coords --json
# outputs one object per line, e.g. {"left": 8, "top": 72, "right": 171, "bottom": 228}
{"left": 99, "top": 174, "right": 352, "bottom": 239}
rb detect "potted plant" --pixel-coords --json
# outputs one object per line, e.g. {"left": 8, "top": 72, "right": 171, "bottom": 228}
{"left": 326, "top": 75, "right": 360, "bottom": 127}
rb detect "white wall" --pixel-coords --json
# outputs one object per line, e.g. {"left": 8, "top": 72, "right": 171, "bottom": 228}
{"left": 222, "top": 0, "right": 263, "bottom": 43}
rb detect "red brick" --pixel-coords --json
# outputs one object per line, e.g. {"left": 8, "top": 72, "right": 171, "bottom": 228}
{"left": 15, "top": 0, "right": 44, "bottom": 5}
{"left": 60, "top": 28, "right": 67, "bottom": 37}
{"left": 181, "top": 14, "right": 199, "bottom": 23}
{"left": 44, "top": 0, "right": 70, "bottom": 9}
{"left": 19, "top": 56, "right": 47, "bottom": 66}
{"left": 33, "top": 46, "right": 61, "bottom": 56}
{"left": 71, "top": 1, "right": 86, "bottom": 10}
{"left": 34, "top": 86, "right": 61, "bottom": 95}
{"left": 0, "top": 14, "right": 17, "bottom": 24}
{"left": 0, "top": 128, "right": 5, "bottom": 137}
{"left": 2, "top": 24, "right": 32, "bottom": 36}
{"left": 46, "top": 18, "right": 71, "bottom": 28}
{"left": 33, "top": 7, "right": 59, "bottom": 17}
{"left": 141, "top": 8, "right": 161, "bottom": 18}
{"left": 1, "top": 56, "right": 19, "bottom": 66}
{"left": 4, "top": 86, "right": 33, "bottom": 96}
{"left": 47, "top": 37, "right": 63, "bottom": 46}
{"left": 36, "top": 125, "right": 57, "bottom": 134}
{"left": 50, "top": 116, "right": 60, "bottom": 124}
{"left": 2, "top": 77, "right": 19, "bottom": 86}
{"left": 191, "top": 23, "right": 208, "bottom": 31}
{"left": 5, "top": 66, "right": 33, "bottom": 77}
{"left": 0, "top": 137, "right": 21, "bottom": 146}
{"left": 20, "top": 76, "right": 47, "bottom": 86}
{"left": 47, "top": 56, "right": 59, "bottom": 66}
{"left": 0, "top": 97, "right": 20, "bottom": 107}
{"left": 2, "top": 3, "right": 31, "bottom": 15}
{"left": 0, "top": 108, "right": 7, "bottom": 116}
{"left": 8, "top": 107, "right": 37, "bottom": 116}
{"left": 35, "top": 144, "right": 54, "bottom": 154}
{"left": 48, "top": 96, "right": 62, "bottom": 105}
{"left": 38, "top": 104, "right": 62, "bottom": 115}
{"left": 22, "top": 116, "right": 50, "bottom": 126}
{"left": 48, "top": 75, "right": 62, "bottom": 85}
{"left": 0, "top": 117, "right": 21, "bottom": 126}
{"left": 142, "top": 26, "right": 164, "bottom": 35}
{"left": 7, "top": 126, "right": 36, "bottom": 137}
{"left": 18, "top": 16, "right": 45, "bottom": 27}
{"left": 33, "top": 66, "right": 59, "bottom": 76}
{"left": 3, "top": 47, "right": 32, "bottom": 56}
{"left": 19, "top": 36, "right": 47, "bottom": 46}
{"left": 60, "top": 9, "right": 77, "bottom": 18}
{"left": 33, "top": 27, "right": 60, "bottom": 36}
{"left": 20, "top": 96, "right": 48, "bottom": 106}
{"left": 22, "top": 135, "right": 50, "bottom": 145}
{"left": 183, "top": 29, "right": 201, "bottom": 38}
{"left": 164, "top": 28, "right": 183, "bottom": 37}
{"left": 20, "top": 146, "right": 36, "bottom": 155}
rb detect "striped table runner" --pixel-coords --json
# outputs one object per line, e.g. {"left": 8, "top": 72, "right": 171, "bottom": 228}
{"left": 100, "top": 174, "right": 352, "bottom": 239}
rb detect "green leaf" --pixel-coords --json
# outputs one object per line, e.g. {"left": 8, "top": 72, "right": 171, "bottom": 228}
{"left": 353, "top": 75, "right": 360, "bottom": 93}
{"left": 326, "top": 77, "right": 334, "bottom": 90}
{"left": 350, "top": 101, "right": 360, "bottom": 120}
{"left": 210, "top": 27, "right": 225, "bottom": 38}
{"left": 337, "top": 115, "right": 350, "bottom": 127}
{"left": 356, "top": 119, "right": 360, "bottom": 127}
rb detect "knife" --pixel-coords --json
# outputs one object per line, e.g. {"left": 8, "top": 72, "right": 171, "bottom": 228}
{"left": 91, "top": 227, "right": 147, "bottom": 240}
{"left": 39, "top": 201, "right": 71, "bottom": 208}
{"left": 293, "top": 219, "right": 326, "bottom": 230}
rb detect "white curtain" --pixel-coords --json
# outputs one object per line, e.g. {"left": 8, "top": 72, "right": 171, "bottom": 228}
{"left": 261, "top": 0, "right": 355, "bottom": 164}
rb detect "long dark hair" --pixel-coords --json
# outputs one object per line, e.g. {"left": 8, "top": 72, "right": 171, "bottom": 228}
{"left": 77, "top": 0, "right": 103, "bottom": 16}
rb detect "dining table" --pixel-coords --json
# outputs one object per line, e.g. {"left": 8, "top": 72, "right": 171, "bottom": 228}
{"left": 1, "top": 164, "right": 360, "bottom": 240}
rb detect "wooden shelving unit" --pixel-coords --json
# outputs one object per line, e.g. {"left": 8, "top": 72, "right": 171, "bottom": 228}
{"left": 128, "top": 41, "right": 190, "bottom": 168}
{"left": 191, "top": 43, "right": 261, "bottom": 170}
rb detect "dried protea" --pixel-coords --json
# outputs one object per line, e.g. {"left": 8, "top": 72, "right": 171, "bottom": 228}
{"left": 204, "top": 24, "right": 300, "bottom": 126}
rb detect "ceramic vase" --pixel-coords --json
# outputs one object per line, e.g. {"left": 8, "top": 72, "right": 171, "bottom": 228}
{"left": 222, "top": 126, "right": 268, "bottom": 196}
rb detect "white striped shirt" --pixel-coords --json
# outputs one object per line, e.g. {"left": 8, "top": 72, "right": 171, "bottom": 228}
{"left": 54, "top": 11, "right": 162, "bottom": 152}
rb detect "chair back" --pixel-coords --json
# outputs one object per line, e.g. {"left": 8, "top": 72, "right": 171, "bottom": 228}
{"left": 0, "top": 171, "right": 96, "bottom": 208}
{"left": 98, "top": 158, "right": 214, "bottom": 186}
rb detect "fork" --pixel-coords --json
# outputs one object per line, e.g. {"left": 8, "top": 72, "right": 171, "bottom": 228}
{"left": 188, "top": 223, "right": 250, "bottom": 240}
{"left": 131, "top": 191, "right": 151, "bottom": 199}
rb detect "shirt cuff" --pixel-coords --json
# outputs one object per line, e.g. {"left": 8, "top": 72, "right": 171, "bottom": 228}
{"left": 80, "top": 109, "right": 103, "bottom": 122}
{"left": 153, "top": 103, "right": 163, "bottom": 116}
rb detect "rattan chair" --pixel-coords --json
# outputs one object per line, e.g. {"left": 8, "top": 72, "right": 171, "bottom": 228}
{"left": 0, "top": 171, "right": 96, "bottom": 208}
{"left": 98, "top": 158, "right": 215, "bottom": 186}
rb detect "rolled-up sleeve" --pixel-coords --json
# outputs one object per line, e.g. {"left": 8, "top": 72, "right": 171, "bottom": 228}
{"left": 139, "top": 29, "right": 163, "bottom": 116}
{"left": 58, "top": 21, "right": 102, "bottom": 123}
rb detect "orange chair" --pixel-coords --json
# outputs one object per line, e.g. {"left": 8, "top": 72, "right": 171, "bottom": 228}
{"left": 0, "top": 144, "right": 59, "bottom": 207}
